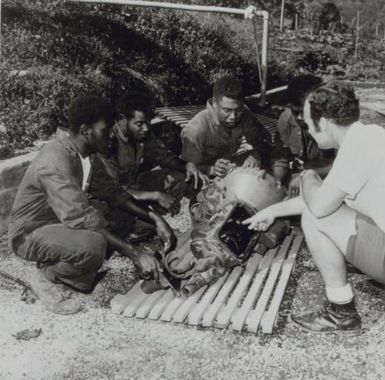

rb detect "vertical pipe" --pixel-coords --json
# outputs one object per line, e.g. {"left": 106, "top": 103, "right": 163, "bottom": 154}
{"left": 260, "top": 12, "right": 269, "bottom": 106}
{"left": 252, "top": 19, "right": 262, "bottom": 84}
{"left": 376, "top": 23, "right": 379, "bottom": 38}
{"left": 295, "top": 13, "right": 298, "bottom": 30}
{"left": 280, "top": 0, "right": 285, "bottom": 32}
{"left": 0, "top": 0, "right": 2, "bottom": 56}
{"left": 355, "top": 10, "right": 360, "bottom": 62}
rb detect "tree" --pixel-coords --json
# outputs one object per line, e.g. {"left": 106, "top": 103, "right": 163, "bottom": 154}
{"left": 318, "top": 2, "right": 341, "bottom": 31}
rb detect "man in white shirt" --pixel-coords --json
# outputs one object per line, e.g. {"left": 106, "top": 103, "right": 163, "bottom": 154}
{"left": 243, "top": 82, "right": 385, "bottom": 334}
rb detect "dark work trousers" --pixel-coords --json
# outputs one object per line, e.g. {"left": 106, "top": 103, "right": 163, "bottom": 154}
{"left": 13, "top": 224, "right": 108, "bottom": 292}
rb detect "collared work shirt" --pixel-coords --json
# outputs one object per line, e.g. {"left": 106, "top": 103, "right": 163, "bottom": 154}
{"left": 181, "top": 99, "right": 271, "bottom": 173}
{"left": 272, "top": 108, "right": 333, "bottom": 170}
{"left": 9, "top": 130, "right": 109, "bottom": 243}
{"left": 103, "top": 125, "right": 178, "bottom": 186}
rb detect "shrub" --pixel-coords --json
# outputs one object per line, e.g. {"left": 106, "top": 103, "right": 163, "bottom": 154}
{"left": 1, "top": 1, "right": 265, "bottom": 156}
{"left": 2, "top": 0, "right": 383, "bottom": 158}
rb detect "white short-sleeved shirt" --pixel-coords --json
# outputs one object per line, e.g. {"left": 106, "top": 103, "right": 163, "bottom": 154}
{"left": 324, "top": 122, "right": 385, "bottom": 233}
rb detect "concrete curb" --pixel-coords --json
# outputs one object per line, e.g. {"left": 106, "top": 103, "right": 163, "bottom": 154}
{"left": 0, "top": 151, "right": 38, "bottom": 251}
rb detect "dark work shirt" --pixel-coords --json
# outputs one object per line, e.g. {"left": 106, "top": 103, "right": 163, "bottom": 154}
{"left": 9, "top": 129, "right": 109, "bottom": 245}
{"left": 181, "top": 99, "right": 271, "bottom": 173}
{"left": 102, "top": 124, "right": 178, "bottom": 186}
{"left": 272, "top": 108, "right": 334, "bottom": 170}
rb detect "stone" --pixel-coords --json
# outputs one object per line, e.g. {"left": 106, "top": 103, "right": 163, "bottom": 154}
{"left": 0, "top": 151, "right": 37, "bottom": 190}
{"left": 0, "top": 163, "right": 29, "bottom": 190}
{"left": 0, "top": 188, "right": 18, "bottom": 217}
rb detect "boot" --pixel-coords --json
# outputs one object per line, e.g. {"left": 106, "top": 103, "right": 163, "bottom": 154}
{"left": 30, "top": 270, "right": 82, "bottom": 315}
{"left": 290, "top": 300, "right": 361, "bottom": 335}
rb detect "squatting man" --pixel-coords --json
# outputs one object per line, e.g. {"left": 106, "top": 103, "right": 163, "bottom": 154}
{"left": 244, "top": 82, "right": 385, "bottom": 335}
{"left": 8, "top": 96, "right": 205, "bottom": 315}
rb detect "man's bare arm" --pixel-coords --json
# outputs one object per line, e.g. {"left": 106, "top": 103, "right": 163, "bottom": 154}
{"left": 243, "top": 196, "right": 305, "bottom": 231}
{"left": 113, "top": 195, "right": 176, "bottom": 253}
{"left": 99, "top": 229, "right": 159, "bottom": 279}
{"left": 312, "top": 164, "right": 332, "bottom": 179}
{"left": 99, "top": 229, "right": 138, "bottom": 261}
{"left": 300, "top": 170, "right": 346, "bottom": 218}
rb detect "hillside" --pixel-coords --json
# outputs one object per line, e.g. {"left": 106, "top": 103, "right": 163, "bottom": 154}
{"left": 0, "top": 0, "right": 384, "bottom": 157}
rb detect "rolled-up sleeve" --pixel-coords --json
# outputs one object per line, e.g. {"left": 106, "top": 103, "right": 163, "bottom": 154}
{"left": 37, "top": 154, "right": 108, "bottom": 231}
{"left": 182, "top": 112, "right": 208, "bottom": 161}
{"left": 182, "top": 124, "right": 212, "bottom": 174}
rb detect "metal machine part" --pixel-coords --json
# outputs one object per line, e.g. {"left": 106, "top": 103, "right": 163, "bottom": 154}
{"left": 152, "top": 168, "right": 290, "bottom": 296}
{"left": 218, "top": 203, "right": 259, "bottom": 261}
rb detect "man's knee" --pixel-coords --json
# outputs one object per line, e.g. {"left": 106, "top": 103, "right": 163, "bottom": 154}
{"left": 301, "top": 206, "right": 323, "bottom": 235}
{"left": 164, "top": 170, "right": 187, "bottom": 197}
{"left": 165, "top": 170, "right": 185, "bottom": 187}
{"left": 78, "top": 231, "right": 108, "bottom": 270}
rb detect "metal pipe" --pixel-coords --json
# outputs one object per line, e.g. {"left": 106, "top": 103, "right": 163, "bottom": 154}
{"left": 279, "top": 0, "right": 285, "bottom": 32}
{"left": 259, "top": 10, "right": 269, "bottom": 106}
{"left": 355, "top": 10, "right": 360, "bottom": 62}
{"left": 245, "top": 85, "right": 287, "bottom": 101}
{"left": 69, "top": 0, "right": 264, "bottom": 16}
{"left": 252, "top": 19, "right": 262, "bottom": 84}
{"left": 69, "top": 0, "right": 269, "bottom": 104}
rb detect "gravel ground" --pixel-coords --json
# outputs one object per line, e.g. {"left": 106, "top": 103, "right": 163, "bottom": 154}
{"left": 1, "top": 99, "right": 384, "bottom": 380}
{"left": 1, "top": 198, "right": 385, "bottom": 380}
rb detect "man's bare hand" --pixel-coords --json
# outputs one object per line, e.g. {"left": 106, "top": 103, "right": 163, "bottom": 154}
{"left": 242, "top": 207, "right": 276, "bottom": 231}
{"left": 242, "top": 155, "right": 260, "bottom": 169}
{"left": 185, "top": 162, "right": 209, "bottom": 189}
{"left": 155, "top": 192, "right": 179, "bottom": 215}
{"left": 234, "top": 136, "right": 254, "bottom": 157}
{"left": 288, "top": 174, "right": 301, "bottom": 198}
{"left": 301, "top": 169, "right": 322, "bottom": 183}
{"left": 210, "top": 158, "right": 234, "bottom": 178}
{"left": 133, "top": 252, "right": 160, "bottom": 281}
{"left": 150, "top": 212, "right": 176, "bottom": 254}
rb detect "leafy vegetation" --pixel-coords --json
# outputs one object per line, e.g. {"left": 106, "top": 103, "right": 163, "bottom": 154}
{"left": 1, "top": 0, "right": 384, "bottom": 157}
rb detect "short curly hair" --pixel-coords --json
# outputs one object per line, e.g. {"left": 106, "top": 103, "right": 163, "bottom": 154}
{"left": 282, "top": 74, "right": 323, "bottom": 108}
{"left": 213, "top": 76, "right": 244, "bottom": 101}
{"left": 68, "top": 95, "right": 116, "bottom": 134}
{"left": 307, "top": 82, "right": 360, "bottom": 129}
{"left": 116, "top": 92, "right": 155, "bottom": 120}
